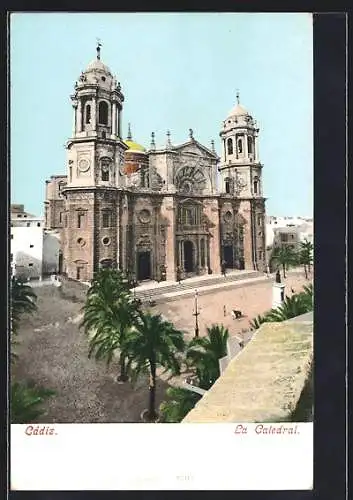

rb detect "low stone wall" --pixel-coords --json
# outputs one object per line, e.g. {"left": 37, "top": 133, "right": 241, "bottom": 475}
{"left": 182, "top": 313, "right": 313, "bottom": 423}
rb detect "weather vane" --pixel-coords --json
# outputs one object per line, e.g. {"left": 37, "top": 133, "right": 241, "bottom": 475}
{"left": 96, "top": 38, "right": 102, "bottom": 60}
{"left": 236, "top": 89, "right": 240, "bottom": 105}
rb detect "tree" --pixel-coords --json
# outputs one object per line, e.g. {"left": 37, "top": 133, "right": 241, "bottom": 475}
{"left": 11, "top": 381, "right": 55, "bottom": 424}
{"left": 249, "top": 313, "right": 272, "bottom": 331}
{"left": 249, "top": 283, "right": 314, "bottom": 327}
{"left": 11, "top": 276, "right": 37, "bottom": 334}
{"left": 266, "top": 294, "right": 312, "bottom": 322}
{"left": 186, "top": 325, "right": 229, "bottom": 390}
{"left": 10, "top": 276, "right": 37, "bottom": 362}
{"left": 80, "top": 268, "right": 139, "bottom": 382}
{"left": 159, "top": 387, "right": 201, "bottom": 423}
{"left": 125, "top": 312, "right": 186, "bottom": 422}
{"left": 299, "top": 239, "right": 313, "bottom": 279}
{"left": 271, "top": 246, "right": 297, "bottom": 278}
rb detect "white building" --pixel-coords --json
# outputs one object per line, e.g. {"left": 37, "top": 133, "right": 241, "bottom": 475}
{"left": 10, "top": 204, "right": 60, "bottom": 280}
{"left": 266, "top": 216, "right": 313, "bottom": 250}
{"left": 11, "top": 205, "right": 44, "bottom": 280}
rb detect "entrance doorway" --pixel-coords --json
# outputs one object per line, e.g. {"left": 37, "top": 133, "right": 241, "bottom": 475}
{"left": 58, "top": 252, "right": 63, "bottom": 274}
{"left": 76, "top": 267, "right": 83, "bottom": 280}
{"left": 137, "top": 251, "right": 151, "bottom": 280}
{"left": 223, "top": 245, "right": 234, "bottom": 268}
{"left": 183, "top": 240, "right": 194, "bottom": 273}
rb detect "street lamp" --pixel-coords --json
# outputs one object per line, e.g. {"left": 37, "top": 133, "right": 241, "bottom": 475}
{"left": 192, "top": 288, "right": 200, "bottom": 338}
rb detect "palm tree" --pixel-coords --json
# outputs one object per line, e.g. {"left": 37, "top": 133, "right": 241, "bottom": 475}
{"left": 159, "top": 387, "right": 201, "bottom": 423}
{"left": 11, "top": 276, "right": 37, "bottom": 334}
{"left": 249, "top": 313, "right": 272, "bottom": 331}
{"left": 186, "top": 325, "right": 229, "bottom": 390}
{"left": 249, "top": 283, "right": 314, "bottom": 327}
{"left": 11, "top": 381, "right": 55, "bottom": 424}
{"left": 271, "top": 246, "right": 297, "bottom": 278}
{"left": 80, "top": 268, "right": 139, "bottom": 382}
{"left": 10, "top": 277, "right": 37, "bottom": 362}
{"left": 125, "top": 312, "right": 186, "bottom": 422}
{"left": 266, "top": 292, "right": 313, "bottom": 322}
{"left": 299, "top": 239, "right": 314, "bottom": 279}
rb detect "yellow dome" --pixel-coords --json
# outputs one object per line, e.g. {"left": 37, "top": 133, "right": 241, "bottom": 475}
{"left": 124, "top": 140, "right": 146, "bottom": 153}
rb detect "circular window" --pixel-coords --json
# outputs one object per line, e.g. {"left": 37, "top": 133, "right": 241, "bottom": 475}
{"left": 138, "top": 209, "right": 151, "bottom": 224}
{"left": 77, "top": 237, "right": 86, "bottom": 247}
{"left": 102, "top": 237, "right": 111, "bottom": 246}
{"left": 101, "top": 76, "right": 106, "bottom": 82}
{"left": 224, "top": 211, "right": 232, "bottom": 223}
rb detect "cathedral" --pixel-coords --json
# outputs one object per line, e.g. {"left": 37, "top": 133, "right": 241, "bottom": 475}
{"left": 44, "top": 45, "right": 266, "bottom": 283}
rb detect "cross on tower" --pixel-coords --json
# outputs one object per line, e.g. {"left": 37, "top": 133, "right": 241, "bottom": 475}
{"left": 236, "top": 90, "right": 240, "bottom": 105}
{"left": 96, "top": 38, "right": 102, "bottom": 60}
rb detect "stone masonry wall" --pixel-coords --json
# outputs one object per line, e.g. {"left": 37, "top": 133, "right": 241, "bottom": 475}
{"left": 182, "top": 314, "right": 313, "bottom": 423}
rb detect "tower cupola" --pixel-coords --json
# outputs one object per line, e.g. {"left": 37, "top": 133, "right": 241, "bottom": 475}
{"left": 70, "top": 41, "right": 124, "bottom": 140}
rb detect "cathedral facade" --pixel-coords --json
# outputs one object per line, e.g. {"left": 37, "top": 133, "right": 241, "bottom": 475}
{"left": 44, "top": 48, "right": 266, "bottom": 283}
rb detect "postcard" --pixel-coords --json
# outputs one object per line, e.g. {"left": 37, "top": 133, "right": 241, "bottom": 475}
{"left": 10, "top": 12, "right": 313, "bottom": 490}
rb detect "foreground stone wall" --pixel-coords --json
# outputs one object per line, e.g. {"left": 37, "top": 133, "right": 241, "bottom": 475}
{"left": 183, "top": 313, "right": 313, "bottom": 423}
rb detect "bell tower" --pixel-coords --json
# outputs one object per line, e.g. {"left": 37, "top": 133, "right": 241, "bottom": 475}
{"left": 219, "top": 92, "right": 266, "bottom": 271}
{"left": 62, "top": 43, "right": 128, "bottom": 281}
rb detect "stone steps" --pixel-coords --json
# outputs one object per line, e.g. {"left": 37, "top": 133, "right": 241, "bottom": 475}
{"left": 134, "top": 270, "right": 265, "bottom": 303}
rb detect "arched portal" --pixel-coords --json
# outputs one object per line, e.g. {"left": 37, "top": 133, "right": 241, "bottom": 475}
{"left": 183, "top": 240, "right": 194, "bottom": 273}
{"left": 137, "top": 250, "right": 151, "bottom": 281}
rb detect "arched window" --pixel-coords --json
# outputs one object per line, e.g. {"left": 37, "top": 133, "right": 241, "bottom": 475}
{"left": 248, "top": 136, "right": 253, "bottom": 154}
{"left": 238, "top": 138, "right": 243, "bottom": 154}
{"left": 178, "top": 204, "right": 201, "bottom": 226}
{"left": 98, "top": 101, "right": 109, "bottom": 125}
{"left": 101, "top": 159, "right": 110, "bottom": 181}
{"left": 227, "top": 138, "right": 233, "bottom": 155}
{"left": 85, "top": 104, "right": 91, "bottom": 124}
{"left": 225, "top": 177, "right": 231, "bottom": 194}
{"left": 254, "top": 176, "right": 259, "bottom": 195}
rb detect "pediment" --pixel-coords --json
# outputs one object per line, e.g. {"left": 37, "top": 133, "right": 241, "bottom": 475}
{"left": 178, "top": 197, "right": 204, "bottom": 206}
{"left": 173, "top": 140, "right": 218, "bottom": 160}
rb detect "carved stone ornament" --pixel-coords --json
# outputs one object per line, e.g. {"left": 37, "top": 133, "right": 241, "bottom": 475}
{"left": 67, "top": 192, "right": 94, "bottom": 201}
{"left": 138, "top": 209, "right": 151, "bottom": 224}
{"left": 223, "top": 210, "right": 233, "bottom": 223}
{"left": 78, "top": 158, "right": 91, "bottom": 172}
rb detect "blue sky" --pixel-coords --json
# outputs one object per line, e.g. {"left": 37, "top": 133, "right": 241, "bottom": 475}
{"left": 10, "top": 12, "right": 313, "bottom": 217}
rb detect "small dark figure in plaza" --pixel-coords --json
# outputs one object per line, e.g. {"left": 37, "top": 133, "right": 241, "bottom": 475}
{"left": 231, "top": 309, "right": 242, "bottom": 319}
{"left": 275, "top": 269, "right": 281, "bottom": 283}
{"left": 176, "top": 266, "right": 182, "bottom": 285}
{"left": 221, "top": 260, "right": 226, "bottom": 277}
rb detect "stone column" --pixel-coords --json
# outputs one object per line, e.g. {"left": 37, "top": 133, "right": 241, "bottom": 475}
{"left": 76, "top": 100, "right": 82, "bottom": 133}
{"left": 198, "top": 237, "right": 202, "bottom": 270}
{"left": 91, "top": 96, "right": 97, "bottom": 131}
{"left": 160, "top": 197, "right": 176, "bottom": 281}
{"left": 205, "top": 200, "right": 221, "bottom": 274}
{"left": 112, "top": 102, "right": 117, "bottom": 135}
{"left": 72, "top": 103, "right": 77, "bottom": 136}
{"left": 240, "top": 200, "right": 255, "bottom": 270}
{"left": 118, "top": 109, "right": 122, "bottom": 138}
{"left": 244, "top": 132, "right": 249, "bottom": 159}
{"left": 254, "top": 134, "right": 259, "bottom": 161}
